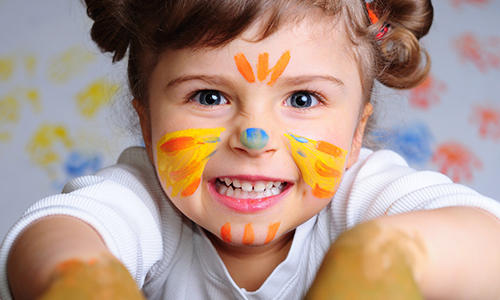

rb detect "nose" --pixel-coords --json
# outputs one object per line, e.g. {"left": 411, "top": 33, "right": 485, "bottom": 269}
{"left": 230, "top": 127, "right": 279, "bottom": 157}
{"left": 240, "top": 128, "right": 269, "bottom": 150}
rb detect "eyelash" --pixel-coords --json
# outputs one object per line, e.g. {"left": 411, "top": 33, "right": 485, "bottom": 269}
{"left": 185, "top": 88, "right": 327, "bottom": 110}
{"left": 286, "top": 89, "right": 327, "bottom": 111}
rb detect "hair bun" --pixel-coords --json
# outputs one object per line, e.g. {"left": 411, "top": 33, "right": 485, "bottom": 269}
{"left": 372, "top": 0, "right": 434, "bottom": 89}
{"left": 84, "top": 0, "right": 133, "bottom": 62}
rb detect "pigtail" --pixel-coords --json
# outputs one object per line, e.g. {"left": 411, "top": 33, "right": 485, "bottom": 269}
{"left": 84, "top": 0, "right": 134, "bottom": 62}
{"left": 368, "top": 0, "right": 433, "bottom": 89}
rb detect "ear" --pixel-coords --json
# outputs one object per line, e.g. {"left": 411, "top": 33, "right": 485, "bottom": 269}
{"left": 133, "top": 99, "right": 155, "bottom": 164}
{"left": 346, "top": 102, "right": 373, "bottom": 169}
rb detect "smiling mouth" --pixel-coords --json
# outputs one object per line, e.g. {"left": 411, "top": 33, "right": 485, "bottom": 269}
{"left": 215, "top": 178, "right": 287, "bottom": 199}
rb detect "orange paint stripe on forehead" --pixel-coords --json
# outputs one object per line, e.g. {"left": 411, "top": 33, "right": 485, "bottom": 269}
{"left": 221, "top": 223, "right": 232, "bottom": 243}
{"left": 264, "top": 222, "right": 281, "bottom": 245}
{"left": 257, "top": 52, "right": 271, "bottom": 82}
{"left": 267, "top": 50, "right": 291, "bottom": 86}
{"left": 243, "top": 223, "right": 255, "bottom": 245}
{"left": 234, "top": 53, "right": 256, "bottom": 83}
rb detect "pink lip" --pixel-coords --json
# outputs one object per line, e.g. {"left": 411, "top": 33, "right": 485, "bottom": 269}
{"left": 207, "top": 178, "right": 293, "bottom": 213}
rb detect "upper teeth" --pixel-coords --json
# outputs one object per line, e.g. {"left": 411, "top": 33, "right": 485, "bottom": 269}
{"left": 216, "top": 178, "right": 285, "bottom": 198}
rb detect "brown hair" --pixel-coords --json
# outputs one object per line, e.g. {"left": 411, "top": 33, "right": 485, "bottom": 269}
{"left": 84, "top": 0, "right": 433, "bottom": 145}
{"left": 85, "top": 0, "right": 433, "bottom": 98}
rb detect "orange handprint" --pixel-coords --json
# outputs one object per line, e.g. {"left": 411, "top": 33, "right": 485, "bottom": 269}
{"left": 432, "top": 142, "right": 482, "bottom": 183}
{"left": 409, "top": 75, "right": 447, "bottom": 110}
{"left": 470, "top": 104, "right": 500, "bottom": 141}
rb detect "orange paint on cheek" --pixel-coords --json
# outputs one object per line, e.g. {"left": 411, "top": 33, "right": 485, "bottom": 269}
{"left": 316, "top": 140, "right": 344, "bottom": 157}
{"left": 285, "top": 133, "right": 347, "bottom": 199}
{"left": 312, "top": 184, "right": 336, "bottom": 199}
{"left": 264, "top": 222, "right": 281, "bottom": 244}
{"left": 242, "top": 223, "right": 255, "bottom": 245}
{"left": 221, "top": 223, "right": 232, "bottom": 243}
{"left": 314, "top": 160, "right": 341, "bottom": 178}
{"left": 156, "top": 128, "right": 225, "bottom": 198}
{"left": 160, "top": 136, "right": 199, "bottom": 154}
{"left": 234, "top": 53, "right": 256, "bottom": 83}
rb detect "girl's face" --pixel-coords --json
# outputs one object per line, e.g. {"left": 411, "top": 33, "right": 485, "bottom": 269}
{"left": 137, "top": 17, "right": 372, "bottom": 247}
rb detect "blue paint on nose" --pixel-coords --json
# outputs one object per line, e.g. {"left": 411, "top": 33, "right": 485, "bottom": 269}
{"left": 240, "top": 128, "right": 269, "bottom": 150}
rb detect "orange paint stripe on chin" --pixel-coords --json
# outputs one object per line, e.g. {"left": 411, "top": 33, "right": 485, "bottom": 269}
{"left": 242, "top": 223, "right": 255, "bottom": 245}
{"left": 221, "top": 223, "right": 232, "bottom": 243}
{"left": 234, "top": 53, "right": 256, "bottom": 83}
{"left": 264, "top": 222, "right": 281, "bottom": 244}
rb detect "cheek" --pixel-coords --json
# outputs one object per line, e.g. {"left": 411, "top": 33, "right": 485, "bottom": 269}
{"left": 285, "top": 132, "right": 347, "bottom": 199}
{"left": 155, "top": 127, "right": 225, "bottom": 198}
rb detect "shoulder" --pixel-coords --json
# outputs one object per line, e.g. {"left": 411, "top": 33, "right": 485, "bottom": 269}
{"left": 330, "top": 148, "right": 500, "bottom": 231}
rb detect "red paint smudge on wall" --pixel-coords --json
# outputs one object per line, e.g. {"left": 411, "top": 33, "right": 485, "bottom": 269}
{"left": 453, "top": 33, "right": 500, "bottom": 73}
{"left": 450, "top": 0, "right": 491, "bottom": 8}
{"left": 470, "top": 104, "right": 500, "bottom": 141}
{"left": 409, "top": 75, "right": 447, "bottom": 110}
{"left": 432, "top": 142, "right": 482, "bottom": 183}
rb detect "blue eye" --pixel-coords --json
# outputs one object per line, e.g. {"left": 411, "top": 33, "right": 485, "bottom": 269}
{"left": 285, "top": 92, "right": 319, "bottom": 108}
{"left": 192, "top": 90, "right": 227, "bottom": 106}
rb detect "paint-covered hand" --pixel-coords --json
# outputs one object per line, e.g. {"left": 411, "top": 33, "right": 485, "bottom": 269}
{"left": 37, "top": 253, "right": 146, "bottom": 300}
{"left": 304, "top": 222, "right": 423, "bottom": 300}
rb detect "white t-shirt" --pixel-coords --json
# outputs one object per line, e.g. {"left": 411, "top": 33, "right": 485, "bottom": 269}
{"left": 1, "top": 147, "right": 499, "bottom": 300}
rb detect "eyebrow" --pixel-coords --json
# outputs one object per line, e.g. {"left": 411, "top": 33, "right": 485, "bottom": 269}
{"left": 166, "top": 75, "right": 233, "bottom": 89}
{"left": 275, "top": 75, "right": 345, "bottom": 88}
{"left": 165, "top": 74, "right": 345, "bottom": 89}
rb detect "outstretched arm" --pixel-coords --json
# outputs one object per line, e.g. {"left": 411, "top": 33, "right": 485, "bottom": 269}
{"left": 306, "top": 206, "right": 500, "bottom": 300}
{"left": 7, "top": 216, "right": 144, "bottom": 300}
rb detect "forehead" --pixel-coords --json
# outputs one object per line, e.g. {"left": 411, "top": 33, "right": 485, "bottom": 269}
{"left": 152, "top": 16, "right": 361, "bottom": 89}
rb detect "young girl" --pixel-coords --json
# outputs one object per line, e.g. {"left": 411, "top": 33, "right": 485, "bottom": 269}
{"left": 3, "top": 0, "right": 500, "bottom": 299}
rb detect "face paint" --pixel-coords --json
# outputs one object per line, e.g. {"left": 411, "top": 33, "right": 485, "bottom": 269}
{"left": 221, "top": 223, "right": 232, "bottom": 243}
{"left": 156, "top": 127, "right": 225, "bottom": 197}
{"left": 234, "top": 50, "right": 291, "bottom": 86}
{"left": 39, "top": 254, "right": 145, "bottom": 300}
{"left": 240, "top": 128, "right": 269, "bottom": 150}
{"left": 285, "top": 133, "right": 347, "bottom": 199}
{"left": 264, "top": 222, "right": 281, "bottom": 245}
{"left": 242, "top": 223, "right": 255, "bottom": 245}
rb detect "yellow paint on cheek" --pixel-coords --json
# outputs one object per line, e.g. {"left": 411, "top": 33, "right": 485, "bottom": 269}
{"left": 156, "top": 127, "right": 225, "bottom": 198}
{"left": 285, "top": 133, "right": 347, "bottom": 199}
